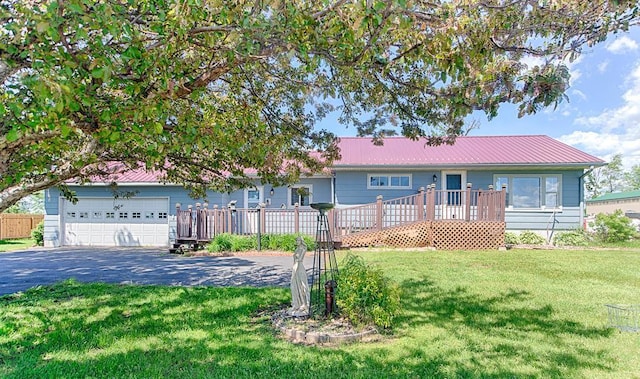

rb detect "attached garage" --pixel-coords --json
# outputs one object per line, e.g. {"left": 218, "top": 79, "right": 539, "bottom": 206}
{"left": 60, "top": 197, "right": 169, "bottom": 247}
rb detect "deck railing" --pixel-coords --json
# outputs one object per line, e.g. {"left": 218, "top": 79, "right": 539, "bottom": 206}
{"left": 175, "top": 184, "right": 506, "bottom": 242}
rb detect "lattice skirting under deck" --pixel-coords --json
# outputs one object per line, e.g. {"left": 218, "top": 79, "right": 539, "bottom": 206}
{"left": 341, "top": 221, "right": 505, "bottom": 250}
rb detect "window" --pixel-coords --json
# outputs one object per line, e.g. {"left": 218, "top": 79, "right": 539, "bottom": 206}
{"left": 119, "top": 212, "right": 128, "bottom": 219}
{"left": 245, "top": 187, "right": 263, "bottom": 208}
{"left": 66, "top": 212, "right": 76, "bottom": 218}
{"left": 495, "top": 174, "right": 561, "bottom": 209}
{"left": 145, "top": 212, "right": 155, "bottom": 219}
{"left": 79, "top": 212, "right": 89, "bottom": 219}
{"left": 289, "top": 185, "right": 312, "bottom": 206}
{"left": 158, "top": 212, "right": 168, "bottom": 219}
{"left": 367, "top": 174, "right": 412, "bottom": 189}
{"left": 132, "top": 212, "right": 141, "bottom": 219}
{"left": 93, "top": 211, "right": 102, "bottom": 219}
{"left": 106, "top": 212, "right": 115, "bottom": 219}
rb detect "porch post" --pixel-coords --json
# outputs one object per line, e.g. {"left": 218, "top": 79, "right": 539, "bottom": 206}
{"left": 294, "top": 203, "right": 300, "bottom": 234}
{"left": 213, "top": 205, "right": 219, "bottom": 235}
{"left": 376, "top": 195, "right": 383, "bottom": 231}
{"left": 465, "top": 183, "right": 472, "bottom": 222}
{"left": 428, "top": 184, "right": 437, "bottom": 220}
{"left": 416, "top": 187, "right": 425, "bottom": 221}
{"left": 500, "top": 184, "right": 507, "bottom": 222}
{"left": 328, "top": 208, "right": 336, "bottom": 242}
{"left": 487, "top": 185, "right": 495, "bottom": 220}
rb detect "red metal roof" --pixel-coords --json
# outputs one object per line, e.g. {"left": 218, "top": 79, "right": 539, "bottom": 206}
{"left": 84, "top": 135, "right": 603, "bottom": 183}
{"left": 77, "top": 162, "right": 166, "bottom": 184}
{"left": 334, "top": 135, "right": 605, "bottom": 167}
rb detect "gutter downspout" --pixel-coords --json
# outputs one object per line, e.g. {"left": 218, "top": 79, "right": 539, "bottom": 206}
{"left": 579, "top": 166, "right": 596, "bottom": 229}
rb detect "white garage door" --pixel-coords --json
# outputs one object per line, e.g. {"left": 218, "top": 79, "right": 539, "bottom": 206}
{"left": 61, "top": 197, "right": 169, "bottom": 247}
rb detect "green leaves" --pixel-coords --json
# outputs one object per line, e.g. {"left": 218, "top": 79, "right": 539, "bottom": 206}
{"left": 5, "top": 128, "right": 18, "bottom": 143}
{"left": 2, "top": 0, "right": 639, "bottom": 212}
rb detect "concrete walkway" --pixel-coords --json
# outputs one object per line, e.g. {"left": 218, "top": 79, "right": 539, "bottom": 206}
{"left": 0, "top": 247, "right": 311, "bottom": 296}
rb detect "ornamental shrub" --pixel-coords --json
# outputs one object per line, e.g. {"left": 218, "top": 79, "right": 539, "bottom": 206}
{"left": 208, "top": 233, "right": 315, "bottom": 252}
{"left": 207, "top": 233, "right": 233, "bottom": 252}
{"left": 592, "top": 210, "right": 637, "bottom": 243}
{"left": 553, "top": 229, "right": 590, "bottom": 247}
{"left": 336, "top": 254, "right": 401, "bottom": 329}
{"left": 31, "top": 221, "right": 44, "bottom": 246}
{"left": 230, "top": 234, "right": 256, "bottom": 251}
{"left": 518, "top": 231, "right": 546, "bottom": 245}
{"left": 504, "top": 232, "right": 520, "bottom": 245}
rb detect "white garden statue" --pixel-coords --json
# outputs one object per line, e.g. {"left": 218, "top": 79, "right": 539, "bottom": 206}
{"left": 289, "top": 236, "right": 310, "bottom": 317}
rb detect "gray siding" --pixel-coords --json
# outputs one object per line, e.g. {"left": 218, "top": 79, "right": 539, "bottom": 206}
{"left": 334, "top": 171, "right": 437, "bottom": 205}
{"left": 263, "top": 178, "right": 332, "bottom": 209}
{"left": 44, "top": 179, "right": 333, "bottom": 215}
{"left": 46, "top": 185, "right": 225, "bottom": 216}
{"left": 505, "top": 206, "right": 582, "bottom": 231}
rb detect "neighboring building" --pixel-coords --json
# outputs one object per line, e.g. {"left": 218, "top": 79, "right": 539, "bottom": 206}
{"left": 43, "top": 135, "right": 605, "bottom": 247}
{"left": 586, "top": 190, "right": 640, "bottom": 216}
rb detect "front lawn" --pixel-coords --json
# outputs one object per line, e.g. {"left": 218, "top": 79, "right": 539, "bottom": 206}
{"left": 1, "top": 248, "right": 639, "bottom": 378}
{"left": 0, "top": 238, "right": 34, "bottom": 252}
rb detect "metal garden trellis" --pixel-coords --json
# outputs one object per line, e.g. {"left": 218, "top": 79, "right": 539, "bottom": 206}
{"left": 309, "top": 202, "right": 339, "bottom": 317}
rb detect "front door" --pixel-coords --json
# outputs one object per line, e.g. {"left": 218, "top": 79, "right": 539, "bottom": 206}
{"left": 446, "top": 174, "right": 462, "bottom": 205}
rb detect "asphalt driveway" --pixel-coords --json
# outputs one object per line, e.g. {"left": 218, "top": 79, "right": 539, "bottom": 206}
{"left": 0, "top": 247, "right": 309, "bottom": 296}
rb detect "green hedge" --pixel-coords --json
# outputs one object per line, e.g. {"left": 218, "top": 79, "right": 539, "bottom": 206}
{"left": 207, "top": 233, "right": 315, "bottom": 252}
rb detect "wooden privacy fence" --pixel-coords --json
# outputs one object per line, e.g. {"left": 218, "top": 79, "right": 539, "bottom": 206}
{"left": 175, "top": 184, "right": 506, "bottom": 245}
{"left": 0, "top": 214, "right": 44, "bottom": 239}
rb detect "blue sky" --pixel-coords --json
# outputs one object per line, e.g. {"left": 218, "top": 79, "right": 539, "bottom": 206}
{"left": 319, "top": 27, "right": 640, "bottom": 168}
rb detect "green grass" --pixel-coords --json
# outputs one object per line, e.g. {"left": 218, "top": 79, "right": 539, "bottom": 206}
{"left": 2, "top": 248, "right": 640, "bottom": 378}
{"left": 0, "top": 238, "right": 34, "bottom": 252}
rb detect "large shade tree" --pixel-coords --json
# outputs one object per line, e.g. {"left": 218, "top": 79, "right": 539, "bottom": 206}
{"left": 1, "top": 0, "right": 638, "bottom": 212}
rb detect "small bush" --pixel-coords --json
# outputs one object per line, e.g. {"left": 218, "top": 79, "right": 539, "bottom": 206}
{"left": 230, "top": 235, "right": 256, "bottom": 251}
{"left": 336, "top": 254, "right": 401, "bottom": 329}
{"left": 208, "top": 233, "right": 314, "bottom": 252}
{"left": 504, "top": 232, "right": 520, "bottom": 245}
{"left": 263, "top": 233, "right": 315, "bottom": 251}
{"left": 300, "top": 234, "right": 316, "bottom": 251}
{"left": 519, "top": 231, "right": 546, "bottom": 245}
{"left": 275, "top": 234, "right": 298, "bottom": 252}
{"left": 553, "top": 229, "right": 590, "bottom": 247}
{"left": 31, "top": 221, "right": 44, "bottom": 246}
{"left": 207, "top": 233, "right": 233, "bottom": 252}
{"left": 592, "top": 210, "right": 637, "bottom": 243}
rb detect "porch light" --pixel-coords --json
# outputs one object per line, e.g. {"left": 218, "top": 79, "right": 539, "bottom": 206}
{"left": 269, "top": 187, "right": 274, "bottom": 196}
{"left": 432, "top": 174, "right": 438, "bottom": 183}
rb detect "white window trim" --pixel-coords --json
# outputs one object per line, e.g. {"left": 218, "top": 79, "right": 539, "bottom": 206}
{"left": 244, "top": 186, "right": 264, "bottom": 208}
{"left": 366, "top": 174, "right": 412, "bottom": 190}
{"left": 494, "top": 174, "right": 563, "bottom": 211}
{"left": 288, "top": 185, "right": 313, "bottom": 207}
{"left": 440, "top": 170, "right": 467, "bottom": 191}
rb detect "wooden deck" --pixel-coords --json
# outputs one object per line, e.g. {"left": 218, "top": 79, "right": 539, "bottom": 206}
{"left": 172, "top": 184, "right": 506, "bottom": 251}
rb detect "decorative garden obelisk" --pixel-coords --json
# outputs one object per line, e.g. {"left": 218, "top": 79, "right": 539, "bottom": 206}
{"left": 310, "top": 203, "right": 338, "bottom": 316}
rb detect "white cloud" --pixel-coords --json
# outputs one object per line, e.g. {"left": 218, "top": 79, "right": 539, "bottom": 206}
{"left": 571, "top": 89, "right": 587, "bottom": 101}
{"left": 563, "top": 61, "right": 640, "bottom": 167}
{"left": 597, "top": 60, "right": 609, "bottom": 73}
{"left": 575, "top": 63, "right": 640, "bottom": 133}
{"left": 606, "top": 36, "right": 639, "bottom": 55}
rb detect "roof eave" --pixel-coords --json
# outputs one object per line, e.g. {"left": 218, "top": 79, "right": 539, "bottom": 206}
{"left": 332, "top": 162, "right": 606, "bottom": 170}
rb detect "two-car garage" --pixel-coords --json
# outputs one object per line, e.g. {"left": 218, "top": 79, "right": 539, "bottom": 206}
{"left": 60, "top": 197, "right": 170, "bottom": 247}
